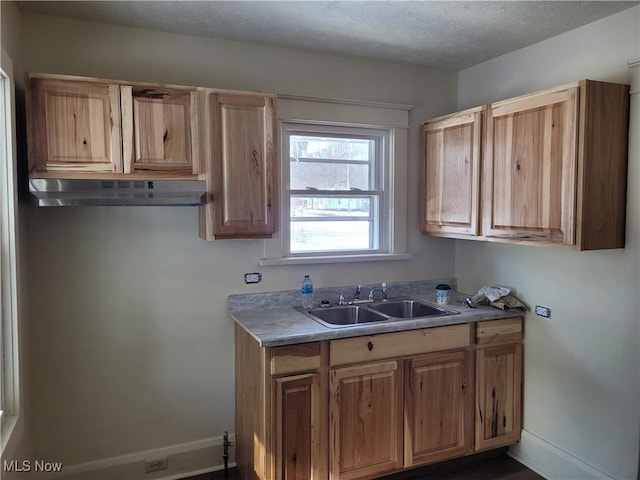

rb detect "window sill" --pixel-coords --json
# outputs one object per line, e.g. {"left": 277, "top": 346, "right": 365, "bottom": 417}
{"left": 259, "top": 252, "right": 412, "bottom": 266}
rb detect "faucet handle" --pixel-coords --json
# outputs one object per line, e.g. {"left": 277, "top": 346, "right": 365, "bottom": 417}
{"left": 355, "top": 284, "right": 362, "bottom": 300}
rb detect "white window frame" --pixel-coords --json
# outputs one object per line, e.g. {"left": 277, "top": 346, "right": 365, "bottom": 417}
{"left": 1, "top": 48, "right": 21, "bottom": 454}
{"left": 284, "top": 123, "right": 388, "bottom": 256}
{"left": 261, "top": 95, "right": 412, "bottom": 265}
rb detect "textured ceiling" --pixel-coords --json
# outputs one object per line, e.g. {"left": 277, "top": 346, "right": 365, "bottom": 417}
{"left": 17, "top": 1, "right": 639, "bottom": 70}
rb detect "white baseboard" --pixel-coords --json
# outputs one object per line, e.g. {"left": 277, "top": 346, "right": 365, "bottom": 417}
{"left": 33, "top": 434, "right": 236, "bottom": 480}
{"left": 509, "top": 430, "right": 615, "bottom": 480}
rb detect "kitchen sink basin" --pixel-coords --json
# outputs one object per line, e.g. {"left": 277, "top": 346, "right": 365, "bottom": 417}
{"left": 295, "top": 297, "right": 459, "bottom": 328}
{"left": 300, "top": 305, "right": 390, "bottom": 328}
{"left": 368, "top": 299, "right": 456, "bottom": 319}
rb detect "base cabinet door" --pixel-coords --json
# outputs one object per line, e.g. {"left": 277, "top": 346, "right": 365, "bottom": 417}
{"left": 404, "top": 351, "right": 471, "bottom": 467}
{"left": 475, "top": 343, "right": 522, "bottom": 451}
{"left": 330, "top": 361, "right": 403, "bottom": 480}
{"left": 272, "top": 373, "right": 321, "bottom": 480}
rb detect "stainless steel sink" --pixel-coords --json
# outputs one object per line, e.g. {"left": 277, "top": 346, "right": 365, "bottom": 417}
{"left": 368, "top": 299, "right": 456, "bottom": 318}
{"left": 297, "top": 305, "right": 391, "bottom": 328}
{"left": 295, "top": 297, "right": 459, "bottom": 328}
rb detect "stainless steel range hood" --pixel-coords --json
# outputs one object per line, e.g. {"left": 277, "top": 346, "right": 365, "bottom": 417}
{"left": 29, "top": 179, "right": 206, "bottom": 207}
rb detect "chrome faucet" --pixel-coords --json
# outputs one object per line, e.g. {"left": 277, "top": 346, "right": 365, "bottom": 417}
{"left": 354, "top": 285, "right": 362, "bottom": 301}
{"left": 368, "top": 282, "right": 388, "bottom": 301}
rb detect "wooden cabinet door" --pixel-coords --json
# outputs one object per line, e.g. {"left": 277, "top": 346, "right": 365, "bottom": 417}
{"left": 475, "top": 343, "right": 522, "bottom": 451}
{"left": 203, "top": 92, "right": 277, "bottom": 239}
{"left": 272, "top": 373, "right": 321, "bottom": 480}
{"left": 330, "top": 361, "right": 403, "bottom": 480}
{"left": 121, "top": 86, "right": 199, "bottom": 175}
{"left": 483, "top": 84, "right": 579, "bottom": 245}
{"left": 404, "top": 351, "right": 471, "bottom": 467}
{"left": 27, "top": 77, "right": 122, "bottom": 175}
{"left": 421, "top": 107, "right": 482, "bottom": 237}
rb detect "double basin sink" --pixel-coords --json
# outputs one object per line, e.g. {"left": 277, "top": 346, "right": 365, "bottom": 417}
{"left": 295, "top": 297, "right": 459, "bottom": 328}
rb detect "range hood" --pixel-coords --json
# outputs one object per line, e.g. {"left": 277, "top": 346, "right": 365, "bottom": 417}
{"left": 29, "top": 179, "right": 207, "bottom": 207}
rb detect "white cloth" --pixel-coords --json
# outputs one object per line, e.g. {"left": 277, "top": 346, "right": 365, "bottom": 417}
{"left": 472, "top": 286, "right": 511, "bottom": 303}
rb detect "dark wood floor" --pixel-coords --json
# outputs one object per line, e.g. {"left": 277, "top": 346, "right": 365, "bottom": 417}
{"left": 186, "top": 450, "right": 544, "bottom": 480}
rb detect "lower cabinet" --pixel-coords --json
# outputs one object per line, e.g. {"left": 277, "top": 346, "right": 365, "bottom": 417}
{"left": 330, "top": 361, "right": 403, "bottom": 480}
{"left": 272, "top": 373, "right": 321, "bottom": 480}
{"left": 474, "top": 318, "right": 523, "bottom": 452}
{"left": 234, "top": 318, "right": 522, "bottom": 480}
{"left": 475, "top": 343, "right": 522, "bottom": 451}
{"left": 404, "top": 351, "right": 472, "bottom": 467}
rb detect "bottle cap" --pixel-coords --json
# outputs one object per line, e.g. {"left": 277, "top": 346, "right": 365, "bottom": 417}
{"left": 435, "top": 284, "right": 451, "bottom": 291}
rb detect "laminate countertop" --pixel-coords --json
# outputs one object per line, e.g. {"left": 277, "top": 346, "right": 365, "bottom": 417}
{"left": 231, "top": 290, "right": 522, "bottom": 348}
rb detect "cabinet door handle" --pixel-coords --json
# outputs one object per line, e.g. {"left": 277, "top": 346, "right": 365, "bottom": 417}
{"left": 367, "top": 341, "right": 374, "bottom": 351}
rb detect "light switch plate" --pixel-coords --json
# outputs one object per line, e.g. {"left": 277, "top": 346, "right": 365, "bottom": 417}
{"left": 244, "top": 273, "right": 262, "bottom": 284}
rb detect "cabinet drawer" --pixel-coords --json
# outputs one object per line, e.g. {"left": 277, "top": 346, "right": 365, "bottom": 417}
{"left": 269, "top": 342, "right": 321, "bottom": 376}
{"left": 330, "top": 324, "right": 471, "bottom": 367}
{"left": 476, "top": 318, "right": 522, "bottom": 345}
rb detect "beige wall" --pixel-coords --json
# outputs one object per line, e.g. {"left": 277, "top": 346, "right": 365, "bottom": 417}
{"left": 20, "top": 12, "right": 458, "bottom": 468}
{"left": 456, "top": 7, "right": 640, "bottom": 479}
{"left": 1, "top": 0, "right": 22, "bottom": 79}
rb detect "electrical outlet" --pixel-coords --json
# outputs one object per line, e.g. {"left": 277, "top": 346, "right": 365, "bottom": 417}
{"left": 535, "top": 305, "right": 551, "bottom": 318}
{"left": 244, "top": 272, "right": 262, "bottom": 284}
{"left": 145, "top": 457, "right": 168, "bottom": 473}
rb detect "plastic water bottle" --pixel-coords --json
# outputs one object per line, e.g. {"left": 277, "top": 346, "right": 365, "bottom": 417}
{"left": 301, "top": 274, "right": 314, "bottom": 309}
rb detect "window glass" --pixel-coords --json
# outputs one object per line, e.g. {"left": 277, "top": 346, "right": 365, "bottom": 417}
{"left": 284, "top": 126, "right": 386, "bottom": 256}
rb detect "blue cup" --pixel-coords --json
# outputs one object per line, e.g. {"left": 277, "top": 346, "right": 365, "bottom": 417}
{"left": 435, "top": 284, "right": 452, "bottom": 305}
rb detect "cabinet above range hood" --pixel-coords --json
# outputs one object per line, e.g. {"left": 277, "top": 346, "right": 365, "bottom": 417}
{"left": 29, "top": 179, "right": 206, "bottom": 207}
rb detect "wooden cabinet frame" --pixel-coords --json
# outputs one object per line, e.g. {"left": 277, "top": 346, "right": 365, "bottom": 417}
{"left": 235, "top": 318, "right": 523, "bottom": 480}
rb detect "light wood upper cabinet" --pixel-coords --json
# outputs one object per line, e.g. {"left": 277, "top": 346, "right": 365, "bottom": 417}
{"left": 421, "top": 106, "right": 482, "bottom": 237}
{"left": 330, "top": 360, "right": 403, "bottom": 480}
{"left": 484, "top": 85, "right": 579, "bottom": 244}
{"left": 404, "top": 351, "right": 472, "bottom": 467}
{"left": 27, "top": 73, "right": 201, "bottom": 179}
{"left": 421, "top": 79, "right": 630, "bottom": 250}
{"left": 200, "top": 91, "right": 277, "bottom": 239}
{"left": 121, "top": 86, "right": 200, "bottom": 175}
{"left": 27, "top": 77, "right": 123, "bottom": 175}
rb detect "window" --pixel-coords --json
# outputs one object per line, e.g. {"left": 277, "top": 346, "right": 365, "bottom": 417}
{"left": 1, "top": 50, "right": 21, "bottom": 453}
{"left": 261, "top": 95, "right": 412, "bottom": 265}
{"left": 285, "top": 124, "right": 387, "bottom": 255}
